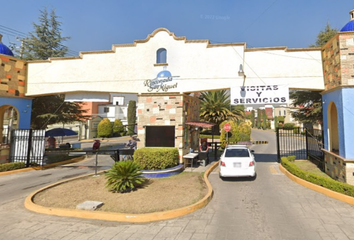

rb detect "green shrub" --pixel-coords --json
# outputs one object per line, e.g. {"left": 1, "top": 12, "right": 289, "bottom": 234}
{"left": 287, "top": 155, "right": 296, "bottom": 162}
{"left": 105, "top": 161, "right": 145, "bottom": 193}
{"left": 133, "top": 148, "right": 179, "bottom": 170}
{"left": 220, "top": 121, "right": 240, "bottom": 145}
{"left": 281, "top": 156, "right": 354, "bottom": 198}
{"left": 238, "top": 122, "right": 251, "bottom": 137}
{"left": 219, "top": 121, "right": 251, "bottom": 146}
{"left": 283, "top": 123, "right": 295, "bottom": 130}
{"left": 293, "top": 127, "right": 300, "bottom": 134}
{"left": 112, "top": 119, "right": 124, "bottom": 137}
{"left": 238, "top": 133, "right": 250, "bottom": 142}
{"left": 0, "top": 162, "right": 26, "bottom": 172}
{"left": 274, "top": 116, "right": 278, "bottom": 129}
{"left": 97, "top": 118, "right": 113, "bottom": 137}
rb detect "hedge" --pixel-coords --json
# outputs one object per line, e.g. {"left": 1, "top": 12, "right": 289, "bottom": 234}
{"left": 133, "top": 148, "right": 179, "bottom": 170}
{"left": 0, "top": 162, "right": 26, "bottom": 172}
{"left": 281, "top": 156, "right": 354, "bottom": 198}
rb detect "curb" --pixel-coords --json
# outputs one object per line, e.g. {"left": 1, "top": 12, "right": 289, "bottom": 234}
{"left": 0, "top": 156, "right": 87, "bottom": 176}
{"left": 0, "top": 167, "right": 36, "bottom": 176}
{"left": 24, "top": 161, "right": 219, "bottom": 223}
{"left": 278, "top": 163, "right": 354, "bottom": 205}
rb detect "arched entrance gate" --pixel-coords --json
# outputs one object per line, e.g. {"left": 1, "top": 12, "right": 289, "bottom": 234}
{"left": 25, "top": 28, "right": 325, "bottom": 163}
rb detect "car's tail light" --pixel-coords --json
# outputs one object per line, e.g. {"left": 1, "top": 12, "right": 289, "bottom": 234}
{"left": 220, "top": 161, "right": 226, "bottom": 166}
{"left": 249, "top": 161, "right": 255, "bottom": 167}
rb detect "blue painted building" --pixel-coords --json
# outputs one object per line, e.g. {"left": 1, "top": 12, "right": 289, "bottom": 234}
{"left": 0, "top": 35, "right": 32, "bottom": 162}
{"left": 321, "top": 9, "right": 354, "bottom": 184}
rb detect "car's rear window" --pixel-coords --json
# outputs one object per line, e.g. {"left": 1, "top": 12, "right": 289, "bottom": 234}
{"left": 225, "top": 149, "right": 250, "bottom": 158}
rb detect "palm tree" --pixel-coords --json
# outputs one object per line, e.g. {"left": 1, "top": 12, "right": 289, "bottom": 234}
{"left": 231, "top": 104, "right": 245, "bottom": 122}
{"left": 200, "top": 90, "right": 244, "bottom": 132}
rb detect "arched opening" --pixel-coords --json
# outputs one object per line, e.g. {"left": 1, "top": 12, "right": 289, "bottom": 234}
{"left": 327, "top": 101, "right": 339, "bottom": 154}
{"left": 156, "top": 48, "right": 167, "bottom": 64}
{"left": 0, "top": 105, "right": 19, "bottom": 144}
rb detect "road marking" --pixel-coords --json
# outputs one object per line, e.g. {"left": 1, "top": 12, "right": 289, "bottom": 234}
{"left": 269, "top": 165, "right": 284, "bottom": 175}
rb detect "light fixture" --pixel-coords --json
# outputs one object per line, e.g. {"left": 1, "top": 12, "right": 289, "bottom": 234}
{"left": 238, "top": 64, "right": 247, "bottom": 87}
{"left": 238, "top": 64, "right": 244, "bottom": 76}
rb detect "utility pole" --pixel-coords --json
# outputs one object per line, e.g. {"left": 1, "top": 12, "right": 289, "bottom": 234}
{"left": 16, "top": 37, "right": 25, "bottom": 59}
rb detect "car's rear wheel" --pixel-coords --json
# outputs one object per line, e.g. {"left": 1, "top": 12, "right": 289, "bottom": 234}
{"left": 250, "top": 172, "right": 257, "bottom": 180}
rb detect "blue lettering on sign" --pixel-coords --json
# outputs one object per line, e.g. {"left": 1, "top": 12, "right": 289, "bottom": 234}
{"left": 144, "top": 70, "right": 179, "bottom": 92}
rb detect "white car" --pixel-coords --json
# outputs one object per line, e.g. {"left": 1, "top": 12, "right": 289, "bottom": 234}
{"left": 219, "top": 145, "right": 256, "bottom": 178}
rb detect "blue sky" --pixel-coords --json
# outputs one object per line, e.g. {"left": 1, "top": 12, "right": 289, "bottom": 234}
{"left": 0, "top": 0, "right": 353, "bottom": 56}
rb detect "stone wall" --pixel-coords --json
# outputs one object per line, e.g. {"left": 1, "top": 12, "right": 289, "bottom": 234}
{"left": 338, "top": 32, "right": 354, "bottom": 85}
{"left": 322, "top": 35, "right": 341, "bottom": 91}
{"left": 324, "top": 150, "right": 346, "bottom": 183}
{"left": 0, "top": 55, "right": 27, "bottom": 97}
{"left": 322, "top": 32, "right": 354, "bottom": 91}
{"left": 323, "top": 149, "right": 354, "bottom": 185}
{"left": 137, "top": 93, "right": 200, "bottom": 162}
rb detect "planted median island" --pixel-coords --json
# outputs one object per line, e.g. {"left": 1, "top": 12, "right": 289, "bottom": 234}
{"left": 33, "top": 148, "right": 208, "bottom": 214}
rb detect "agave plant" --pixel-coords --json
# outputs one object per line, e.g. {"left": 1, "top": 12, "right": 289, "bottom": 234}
{"left": 105, "top": 161, "right": 146, "bottom": 193}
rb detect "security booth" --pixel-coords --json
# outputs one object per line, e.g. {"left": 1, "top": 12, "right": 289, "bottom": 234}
{"left": 136, "top": 93, "right": 202, "bottom": 164}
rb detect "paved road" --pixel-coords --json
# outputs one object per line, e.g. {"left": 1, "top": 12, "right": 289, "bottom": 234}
{"left": 1, "top": 130, "right": 354, "bottom": 239}
{"left": 0, "top": 137, "right": 131, "bottom": 204}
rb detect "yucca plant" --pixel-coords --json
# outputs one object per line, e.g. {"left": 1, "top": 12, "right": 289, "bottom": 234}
{"left": 105, "top": 161, "right": 145, "bottom": 193}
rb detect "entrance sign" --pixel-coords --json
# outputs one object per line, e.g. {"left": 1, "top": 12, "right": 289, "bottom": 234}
{"left": 144, "top": 69, "right": 178, "bottom": 93}
{"left": 224, "top": 123, "right": 231, "bottom": 132}
{"left": 230, "top": 85, "right": 289, "bottom": 105}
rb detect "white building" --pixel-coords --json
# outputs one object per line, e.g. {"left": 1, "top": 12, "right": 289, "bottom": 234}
{"left": 97, "top": 93, "right": 137, "bottom": 124}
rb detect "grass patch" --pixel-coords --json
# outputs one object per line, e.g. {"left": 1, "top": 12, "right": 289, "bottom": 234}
{"left": 281, "top": 156, "right": 354, "bottom": 198}
{"left": 33, "top": 171, "right": 208, "bottom": 214}
{"left": 293, "top": 160, "right": 330, "bottom": 179}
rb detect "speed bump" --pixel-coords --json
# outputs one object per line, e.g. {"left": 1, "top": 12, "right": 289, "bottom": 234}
{"left": 252, "top": 140, "right": 268, "bottom": 144}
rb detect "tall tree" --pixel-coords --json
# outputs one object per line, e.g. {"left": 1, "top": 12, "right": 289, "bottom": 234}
{"left": 20, "top": 8, "right": 87, "bottom": 129}
{"left": 289, "top": 91, "right": 322, "bottom": 126}
{"left": 289, "top": 23, "right": 336, "bottom": 128}
{"left": 256, "top": 109, "right": 261, "bottom": 129}
{"left": 31, "top": 95, "right": 87, "bottom": 129}
{"left": 200, "top": 90, "right": 244, "bottom": 132}
{"left": 20, "top": 7, "right": 69, "bottom": 60}
{"left": 309, "top": 23, "right": 338, "bottom": 48}
{"left": 127, "top": 100, "right": 137, "bottom": 135}
{"left": 262, "top": 109, "right": 267, "bottom": 129}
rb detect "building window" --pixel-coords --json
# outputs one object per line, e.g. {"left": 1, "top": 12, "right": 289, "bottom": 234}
{"left": 156, "top": 48, "right": 167, "bottom": 64}
{"left": 284, "top": 110, "right": 286, "bottom": 116}
{"left": 112, "top": 96, "right": 124, "bottom": 106}
{"left": 145, "top": 126, "right": 175, "bottom": 147}
{"left": 279, "top": 110, "right": 281, "bottom": 116}
{"left": 104, "top": 107, "right": 109, "bottom": 113}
